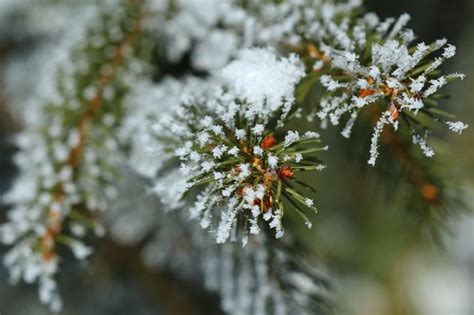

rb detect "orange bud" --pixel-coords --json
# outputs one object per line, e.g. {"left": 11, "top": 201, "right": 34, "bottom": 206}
{"left": 252, "top": 157, "right": 262, "bottom": 170}
{"left": 389, "top": 102, "right": 399, "bottom": 121}
{"left": 261, "top": 135, "right": 276, "bottom": 149}
{"left": 278, "top": 166, "right": 295, "bottom": 180}
{"left": 420, "top": 183, "right": 439, "bottom": 203}
{"left": 359, "top": 88, "right": 375, "bottom": 98}
{"left": 307, "top": 43, "right": 318, "bottom": 59}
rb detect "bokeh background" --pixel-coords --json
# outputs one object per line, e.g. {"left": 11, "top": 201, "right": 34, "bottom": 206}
{"left": 0, "top": 1, "right": 473, "bottom": 314}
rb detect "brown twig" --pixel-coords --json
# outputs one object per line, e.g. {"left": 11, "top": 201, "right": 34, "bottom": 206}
{"left": 41, "top": 6, "right": 148, "bottom": 260}
{"left": 367, "top": 105, "right": 441, "bottom": 205}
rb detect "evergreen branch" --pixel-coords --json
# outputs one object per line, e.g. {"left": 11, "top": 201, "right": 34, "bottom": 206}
{"left": 367, "top": 105, "right": 441, "bottom": 205}
{"left": 44, "top": 0, "right": 149, "bottom": 263}
{"left": 68, "top": 13, "right": 147, "bottom": 167}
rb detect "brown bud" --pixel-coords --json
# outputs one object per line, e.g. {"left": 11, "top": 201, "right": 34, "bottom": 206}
{"left": 263, "top": 194, "right": 272, "bottom": 212}
{"left": 261, "top": 135, "right": 276, "bottom": 149}
{"left": 307, "top": 43, "right": 318, "bottom": 59}
{"left": 278, "top": 166, "right": 295, "bottom": 180}
{"left": 420, "top": 183, "right": 439, "bottom": 203}
{"left": 359, "top": 88, "right": 375, "bottom": 98}
{"left": 389, "top": 102, "right": 400, "bottom": 121}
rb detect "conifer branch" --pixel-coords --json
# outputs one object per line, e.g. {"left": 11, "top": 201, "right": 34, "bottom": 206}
{"left": 0, "top": 1, "right": 467, "bottom": 313}
{"left": 368, "top": 106, "right": 441, "bottom": 205}
{"left": 42, "top": 0, "right": 149, "bottom": 264}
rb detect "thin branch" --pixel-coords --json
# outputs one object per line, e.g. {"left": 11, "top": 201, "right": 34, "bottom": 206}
{"left": 42, "top": 6, "right": 149, "bottom": 260}
{"left": 367, "top": 105, "right": 441, "bottom": 205}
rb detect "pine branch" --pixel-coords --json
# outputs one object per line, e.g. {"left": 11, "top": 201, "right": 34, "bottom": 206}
{"left": 1, "top": 1, "right": 153, "bottom": 310}
{"left": 68, "top": 8, "right": 148, "bottom": 167}
{"left": 43, "top": 0, "right": 149, "bottom": 264}
{"left": 0, "top": 1, "right": 468, "bottom": 313}
{"left": 367, "top": 105, "right": 441, "bottom": 205}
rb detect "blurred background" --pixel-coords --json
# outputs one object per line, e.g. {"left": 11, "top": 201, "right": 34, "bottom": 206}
{"left": 0, "top": 0, "right": 473, "bottom": 314}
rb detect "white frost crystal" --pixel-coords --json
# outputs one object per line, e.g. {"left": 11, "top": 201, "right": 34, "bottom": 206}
{"left": 317, "top": 12, "right": 467, "bottom": 164}
{"left": 220, "top": 48, "right": 305, "bottom": 118}
{"left": 152, "top": 48, "right": 320, "bottom": 243}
